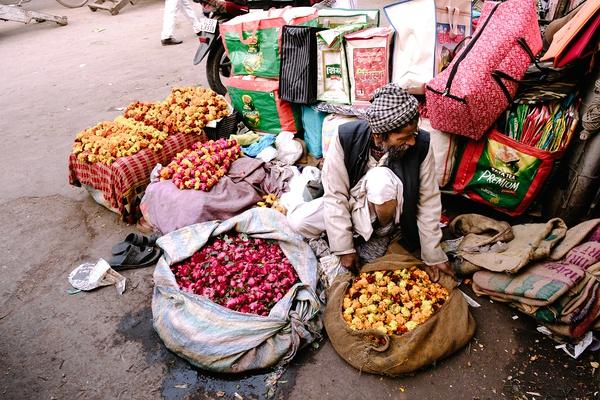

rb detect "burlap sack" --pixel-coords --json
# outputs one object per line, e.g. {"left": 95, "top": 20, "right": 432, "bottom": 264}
{"left": 550, "top": 218, "right": 600, "bottom": 260}
{"left": 451, "top": 214, "right": 568, "bottom": 274}
{"left": 450, "top": 213, "right": 515, "bottom": 276}
{"left": 323, "top": 254, "right": 476, "bottom": 375}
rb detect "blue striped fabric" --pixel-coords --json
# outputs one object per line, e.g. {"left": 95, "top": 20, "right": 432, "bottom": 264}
{"left": 152, "top": 208, "right": 323, "bottom": 372}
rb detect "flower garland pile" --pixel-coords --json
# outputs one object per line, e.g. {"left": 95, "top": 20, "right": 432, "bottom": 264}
{"left": 171, "top": 233, "right": 299, "bottom": 316}
{"left": 124, "top": 87, "right": 229, "bottom": 135}
{"left": 73, "top": 87, "right": 230, "bottom": 164}
{"left": 159, "top": 138, "right": 241, "bottom": 191}
{"left": 342, "top": 267, "right": 449, "bottom": 335}
{"left": 72, "top": 116, "right": 168, "bottom": 165}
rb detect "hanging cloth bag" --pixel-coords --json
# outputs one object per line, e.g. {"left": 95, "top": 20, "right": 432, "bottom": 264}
{"left": 384, "top": 0, "right": 436, "bottom": 94}
{"left": 433, "top": 0, "right": 472, "bottom": 75}
{"left": 425, "top": 0, "right": 543, "bottom": 140}
{"left": 279, "top": 25, "right": 325, "bottom": 105}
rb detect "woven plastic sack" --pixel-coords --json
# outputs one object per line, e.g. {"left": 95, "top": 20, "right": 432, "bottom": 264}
{"left": 221, "top": 7, "right": 318, "bottom": 78}
{"left": 345, "top": 27, "right": 394, "bottom": 105}
{"left": 226, "top": 76, "right": 301, "bottom": 134}
{"left": 324, "top": 254, "right": 476, "bottom": 375}
{"left": 152, "top": 208, "right": 322, "bottom": 372}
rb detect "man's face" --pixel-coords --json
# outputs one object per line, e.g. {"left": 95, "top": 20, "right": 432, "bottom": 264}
{"left": 374, "top": 119, "right": 419, "bottom": 158}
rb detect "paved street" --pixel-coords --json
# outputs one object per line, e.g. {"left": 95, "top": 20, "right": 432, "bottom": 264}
{"left": 0, "top": 1, "right": 598, "bottom": 399}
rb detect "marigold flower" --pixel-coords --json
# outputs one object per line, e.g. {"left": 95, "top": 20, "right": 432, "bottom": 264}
{"left": 342, "top": 267, "right": 449, "bottom": 336}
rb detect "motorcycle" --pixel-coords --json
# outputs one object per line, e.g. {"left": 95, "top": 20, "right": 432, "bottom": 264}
{"left": 193, "top": 0, "right": 327, "bottom": 95}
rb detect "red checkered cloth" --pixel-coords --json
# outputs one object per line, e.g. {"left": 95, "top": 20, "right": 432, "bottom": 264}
{"left": 68, "top": 132, "right": 203, "bottom": 222}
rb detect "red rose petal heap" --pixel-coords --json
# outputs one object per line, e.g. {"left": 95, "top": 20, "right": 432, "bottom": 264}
{"left": 171, "top": 233, "right": 299, "bottom": 316}
{"left": 159, "top": 138, "right": 241, "bottom": 191}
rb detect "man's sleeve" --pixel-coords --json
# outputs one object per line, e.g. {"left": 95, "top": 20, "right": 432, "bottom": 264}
{"left": 322, "top": 133, "right": 355, "bottom": 255}
{"left": 417, "top": 143, "right": 448, "bottom": 265}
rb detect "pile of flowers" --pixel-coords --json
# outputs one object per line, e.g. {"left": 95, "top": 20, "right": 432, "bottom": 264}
{"left": 256, "top": 194, "right": 286, "bottom": 214}
{"left": 72, "top": 116, "right": 168, "bottom": 165}
{"left": 159, "top": 138, "right": 241, "bottom": 191}
{"left": 124, "top": 87, "right": 230, "bottom": 136}
{"left": 171, "top": 232, "right": 299, "bottom": 316}
{"left": 342, "top": 267, "right": 449, "bottom": 336}
{"left": 73, "top": 87, "right": 231, "bottom": 165}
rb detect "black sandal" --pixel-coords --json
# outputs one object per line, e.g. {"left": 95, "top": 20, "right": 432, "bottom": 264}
{"left": 109, "top": 245, "right": 162, "bottom": 270}
{"left": 111, "top": 233, "right": 159, "bottom": 255}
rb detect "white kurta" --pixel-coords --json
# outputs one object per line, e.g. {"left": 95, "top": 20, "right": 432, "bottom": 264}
{"left": 287, "top": 132, "right": 448, "bottom": 266}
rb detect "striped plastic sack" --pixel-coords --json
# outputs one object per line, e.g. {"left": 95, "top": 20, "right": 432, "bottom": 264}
{"left": 152, "top": 208, "right": 322, "bottom": 372}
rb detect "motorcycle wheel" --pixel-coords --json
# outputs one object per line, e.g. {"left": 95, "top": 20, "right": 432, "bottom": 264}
{"left": 206, "top": 42, "right": 231, "bottom": 96}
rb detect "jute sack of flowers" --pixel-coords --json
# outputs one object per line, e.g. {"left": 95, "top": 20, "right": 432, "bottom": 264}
{"left": 152, "top": 207, "right": 322, "bottom": 372}
{"left": 324, "top": 254, "right": 475, "bottom": 375}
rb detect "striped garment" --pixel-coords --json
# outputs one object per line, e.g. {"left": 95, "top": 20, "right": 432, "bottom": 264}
{"left": 279, "top": 25, "right": 323, "bottom": 105}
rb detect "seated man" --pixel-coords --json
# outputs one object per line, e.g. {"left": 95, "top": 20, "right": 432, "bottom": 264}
{"left": 287, "top": 83, "right": 452, "bottom": 278}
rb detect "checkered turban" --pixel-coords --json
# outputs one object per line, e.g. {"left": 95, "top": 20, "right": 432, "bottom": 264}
{"left": 364, "top": 83, "right": 419, "bottom": 134}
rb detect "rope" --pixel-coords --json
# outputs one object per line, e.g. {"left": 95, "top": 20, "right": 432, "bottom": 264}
{"left": 581, "top": 78, "right": 600, "bottom": 139}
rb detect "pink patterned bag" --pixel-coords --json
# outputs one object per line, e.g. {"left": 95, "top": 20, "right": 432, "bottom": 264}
{"left": 425, "top": 0, "right": 542, "bottom": 140}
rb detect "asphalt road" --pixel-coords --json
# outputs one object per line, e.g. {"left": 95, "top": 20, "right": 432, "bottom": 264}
{"left": 0, "top": 1, "right": 598, "bottom": 399}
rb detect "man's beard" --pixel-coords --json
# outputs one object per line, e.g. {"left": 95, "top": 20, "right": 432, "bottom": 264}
{"left": 387, "top": 144, "right": 411, "bottom": 160}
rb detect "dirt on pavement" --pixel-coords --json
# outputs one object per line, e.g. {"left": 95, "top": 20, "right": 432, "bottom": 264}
{"left": 1, "top": 1, "right": 598, "bottom": 399}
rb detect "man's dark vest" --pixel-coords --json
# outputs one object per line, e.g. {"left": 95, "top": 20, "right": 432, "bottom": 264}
{"left": 337, "top": 119, "right": 430, "bottom": 251}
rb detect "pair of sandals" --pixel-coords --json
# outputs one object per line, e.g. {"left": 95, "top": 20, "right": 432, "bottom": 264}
{"left": 109, "top": 233, "right": 162, "bottom": 270}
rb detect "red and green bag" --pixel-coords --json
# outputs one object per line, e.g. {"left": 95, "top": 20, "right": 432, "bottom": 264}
{"left": 226, "top": 76, "right": 301, "bottom": 134}
{"left": 452, "top": 129, "right": 563, "bottom": 216}
{"left": 221, "top": 7, "right": 318, "bottom": 79}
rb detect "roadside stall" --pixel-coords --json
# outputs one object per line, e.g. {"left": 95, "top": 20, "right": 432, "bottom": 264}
{"left": 67, "top": 0, "right": 600, "bottom": 379}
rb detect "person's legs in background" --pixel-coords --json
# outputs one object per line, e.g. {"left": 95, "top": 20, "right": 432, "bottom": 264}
{"left": 161, "top": 0, "right": 183, "bottom": 44}
{"left": 179, "top": 0, "right": 203, "bottom": 34}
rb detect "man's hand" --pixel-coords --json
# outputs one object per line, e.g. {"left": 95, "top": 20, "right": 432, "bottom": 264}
{"left": 429, "top": 261, "right": 454, "bottom": 282}
{"left": 339, "top": 252, "right": 359, "bottom": 274}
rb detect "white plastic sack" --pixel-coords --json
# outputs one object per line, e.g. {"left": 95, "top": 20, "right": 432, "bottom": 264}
{"left": 275, "top": 131, "right": 303, "bottom": 165}
{"left": 385, "top": 0, "right": 436, "bottom": 94}
{"left": 152, "top": 208, "right": 322, "bottom": 372}
{"left": 321, "top": 114, "right": 358, "bottom": 157}
{"left": 68, "top": 259, "right": 126, "bottom": 295}
{"left": 421, "top": 118, "right": 457, "bottom": 187}
{"left": 316, "top": 24, "right": 366, "bottom": 104}
{"left": 256, "top": 146, "right": 278, "bottom": 162}
{"left": 279, "top": 166, "right": 322, "bottom": 214}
